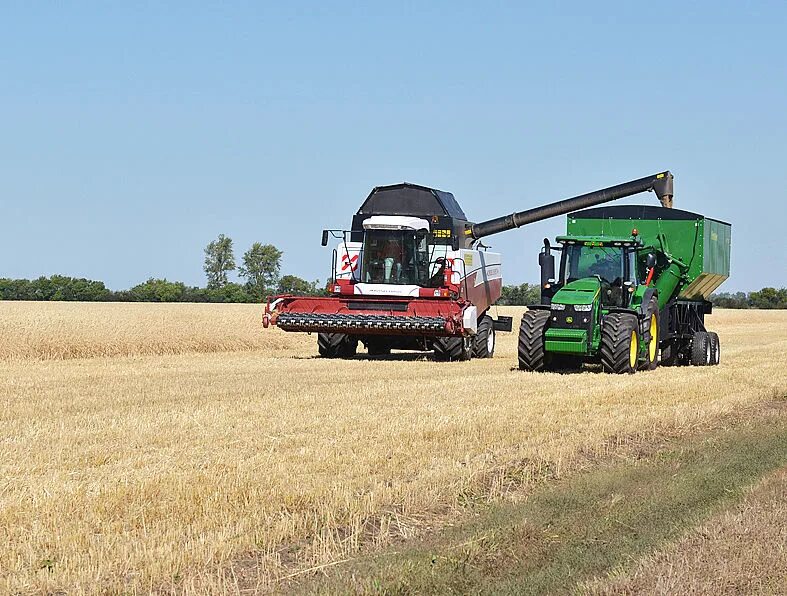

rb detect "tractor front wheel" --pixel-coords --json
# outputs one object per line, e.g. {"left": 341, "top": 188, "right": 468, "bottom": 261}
{"left": 518, "top": 310, "right": 550, "bottom": 371}
{"left": 600, "top": 312, "right": 639, "bottom": 374}
{"left": 317, "top": 333, "right": 358, "bottom": 358}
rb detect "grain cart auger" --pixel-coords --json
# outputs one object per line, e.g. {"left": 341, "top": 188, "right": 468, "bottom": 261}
{"left": 263, "top": 173, "right": 674, "bottom": 360}
{"left": 517, "top": 174, "right": 732, "bottom": 373}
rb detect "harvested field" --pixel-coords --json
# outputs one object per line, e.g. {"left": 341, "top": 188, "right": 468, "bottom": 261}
{"left": 1, "top": 303, "right": 785, "bottom": 594}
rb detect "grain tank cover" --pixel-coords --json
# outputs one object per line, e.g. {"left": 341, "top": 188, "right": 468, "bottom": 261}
{"left": 351, "top": 182, "right": 470, "bottom": 244}
{"left": 567, "top": 205, "right": 731, "bottom": 300}
{"left": 357, "top": 183, "right": 467, "bottom": 219}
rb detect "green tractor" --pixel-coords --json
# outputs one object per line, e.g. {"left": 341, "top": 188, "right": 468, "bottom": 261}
{"left": 518, "top": 204, "right": 731, "bottom": 373}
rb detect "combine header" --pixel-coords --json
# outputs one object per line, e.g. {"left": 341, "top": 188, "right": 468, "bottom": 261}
{"left": 264, "top": 173, "right": 675, "bottom": 360}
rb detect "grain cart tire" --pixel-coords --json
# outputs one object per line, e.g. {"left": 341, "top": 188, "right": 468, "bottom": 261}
{"left": 709, "top": 332, "right": 721, "bottom": 365}
{"left": 367, "top": 340, "right": 391, "bottom": 356}
{"left": 317, "top": 333, "right": 358, "bottom": 358}
{"left": 690, "top": 331, "right": 711, "bottom": 366}
{"left": 433, "top": 336, "right": 472, "bottom": 362}
{"left": 473, "top": 315, "right": 496, "bottom": 358}
{"left": 518, "top": 310, "right": 550, "bottom": 371}
{"left": 600, "top": 313, "right": 639, "bottom": 374}
{"left": 641, "top": 297, "right": 660, "bottom": 371}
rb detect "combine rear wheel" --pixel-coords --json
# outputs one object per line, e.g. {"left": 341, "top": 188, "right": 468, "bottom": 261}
{"left": 600, "top": 313, "right": 639, "bottom": 374}
{"left": 473, "top": 315, "right": 496, "bottom": 358}
{"left": 690, "top": 331, "right": 711, "bottom": 366}
{"left": 432, "top": 336, "right": 472, "bottom": 362}
{"left": 641, "top": 297, "right": 660, "bottom": 371}
{"left": 709, "top": 332, "right": 721, "bottom": 365}
{"left": 317, "top": 333, "right": 358, "bottom": 358}
{"left": 518, "top": 310, "right": 550, "bottom": 371}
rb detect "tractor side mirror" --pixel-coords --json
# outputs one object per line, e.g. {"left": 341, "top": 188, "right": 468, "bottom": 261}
{"left": 646, "top": 253, "right": 656, "bottom": 269}
{"left": 451, "top": 234, "right": 461, "bottom": 251}
{"left": 321, "top": 230, "right": 329, "bottom": 246}
{"left": 539, "top": 250, "right": 555, "bottom": 288}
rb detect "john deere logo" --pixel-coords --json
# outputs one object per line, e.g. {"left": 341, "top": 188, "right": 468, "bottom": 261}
{"left": 566, "top": 316, "right": 574, "bottom": 324}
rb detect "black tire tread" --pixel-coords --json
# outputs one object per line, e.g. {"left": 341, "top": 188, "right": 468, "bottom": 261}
{"left": 518, "top": 310, "right": 550, "bottom": 371}
{"left": 473, "top": 315, "right": 495, "bottom": 359}
{"left": 317, "top": 333, "right": 357, "bottom": 358}
{"left": 600, "top": 313, "right": 638, "bottom": 374}
{"left": 690, "top": 331, "right": 710, "bottom": 366}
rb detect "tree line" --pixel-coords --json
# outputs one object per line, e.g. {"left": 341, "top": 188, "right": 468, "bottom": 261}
{"left": 0, "top": 236, "right": 784, "bottom": 308}
{"left": 496, "top": 283, "right": 787, "bottom": 309}
{"left": 0, "top": 235, "right": 325, "bottom": 303}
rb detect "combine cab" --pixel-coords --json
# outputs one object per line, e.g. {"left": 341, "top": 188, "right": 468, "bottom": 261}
{"left": 264, "top": 183, "right": 507, "bottom": 361}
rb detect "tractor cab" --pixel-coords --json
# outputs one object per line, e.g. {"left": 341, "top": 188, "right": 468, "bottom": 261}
{"left": 540, "top": 236, "right": 643, "bottom": 309}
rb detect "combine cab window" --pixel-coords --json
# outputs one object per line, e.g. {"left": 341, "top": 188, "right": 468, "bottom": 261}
{"left": 361, "top": 230, "right": 430, "bottom": 285}
{"left": 561, "top": 244, "right": 625, "bottom": 305}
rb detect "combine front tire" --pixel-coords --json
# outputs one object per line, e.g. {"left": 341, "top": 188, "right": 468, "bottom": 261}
{"left": 518, "top": 310, "right": 550, "bottom": 371}
{"left": 690, "top": 331, "right": 711, "bottom": 366}
{"left": 432, "top": 336, "right": 472, "bottom": 362}
{"left": 317, "top": 333, "right": 358, "bottom": 359}
{"left": 600, "top": 313, "right": 639, "bottom": 374}
{"left": 473, "top": 315, "right": 496, "bottom": 359}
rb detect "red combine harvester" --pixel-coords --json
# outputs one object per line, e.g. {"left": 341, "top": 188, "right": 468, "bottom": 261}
{"left": 263, "top": 174, "right": 674, "bottom": 360}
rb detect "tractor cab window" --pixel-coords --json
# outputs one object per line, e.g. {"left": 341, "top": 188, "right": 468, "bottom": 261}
{"left": 361, "top": 229, "right": 430, "bottom": 285}
{"left": 561, "top": 244, "right": 625, "bottom": 305}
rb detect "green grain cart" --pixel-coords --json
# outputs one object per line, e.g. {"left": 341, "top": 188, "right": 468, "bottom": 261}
{"left": 518, "top": 198, "right": 731, "bottom": 373}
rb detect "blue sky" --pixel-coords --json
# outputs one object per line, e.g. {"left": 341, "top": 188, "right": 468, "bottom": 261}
{"left": 2, "top": 1, "right": 785, "bottom": 291}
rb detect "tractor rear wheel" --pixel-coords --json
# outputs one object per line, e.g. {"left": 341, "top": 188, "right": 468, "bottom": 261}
{"left": 473, "top": 315, "right": 496, "bottom": 358}
{"left": 709, "top": 331, "right": 721, "bottom": 365}
{"left": 317, "top": 333, "right": 358, "bottom": 358}
{"left": 432, "top": 336, "right": 472, "bottom": 362}
{"left": 600, "top": 312, "right": 639, "bottom": 374}
{"left": 518, "top": 310, "right": 550, "bottom": 371}
{"left": 690, "top": 331, "right": 711, "bottom": 366}
{"left": 642, "top": 297, "right": 660, "bottom": 371}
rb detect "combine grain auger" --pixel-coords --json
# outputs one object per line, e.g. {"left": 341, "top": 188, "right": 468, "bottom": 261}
{"left": 263, "top": 173, "right": 675, "bottom": 360}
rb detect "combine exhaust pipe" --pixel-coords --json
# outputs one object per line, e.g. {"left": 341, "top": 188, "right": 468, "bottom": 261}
{"left": 467, "top": 171, "right": 674, "bottom": 240}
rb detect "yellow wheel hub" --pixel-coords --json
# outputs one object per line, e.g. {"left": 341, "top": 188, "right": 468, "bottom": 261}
{"left": 649, "top": 314, "right": 658, "bottom": 362}
{"left": 629, "top": 330, "right": 637, "bottom": 369}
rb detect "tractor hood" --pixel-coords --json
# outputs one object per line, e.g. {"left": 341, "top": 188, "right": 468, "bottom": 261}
{"left": 552, "top": 278, "right": 600, "bottom": 306}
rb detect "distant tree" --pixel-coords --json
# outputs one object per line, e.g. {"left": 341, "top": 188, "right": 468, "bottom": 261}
{"left": 277, "top": 275, "right": 322, "bottom": 296}
{"left": 129, "top": 278, "right": 187, "bottom": 302}
{"left": 239, "top": 243, "right": 283, "bottom": 299}
{"left": 204, "top": 234, "right": 236, "bottom": 289}
{"left": 498, "top": 283, "right": 541, "bottom": 306}
{"left": 748, "top": 287, "right": 787, "bottom": 309}
{"left": 710, "top": 291, "right": 750, "bottom": 309}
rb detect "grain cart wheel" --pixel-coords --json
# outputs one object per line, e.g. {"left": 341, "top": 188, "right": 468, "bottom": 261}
{"left": 641, "top": 297, "right": 660, "bottom": 371}
{"left": 518, "top": 310, "right": 550, "bottom": 371}
{"left": 690, "top": 331, "right": 711, "bottom": 366}
{"left": 432, "top": 336, "right": 472, "bottom": 362}
{"left": 317, "top": 333, "right": 358, "bottom": 358}
{"left": 473, "top": 315, "right": 496, "bottom": 358}
{"left": 709, "top": 332, "right": 721, "bottom": 365}
{"left": 600, "top": 313, "right": 639, "bottom": 374}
